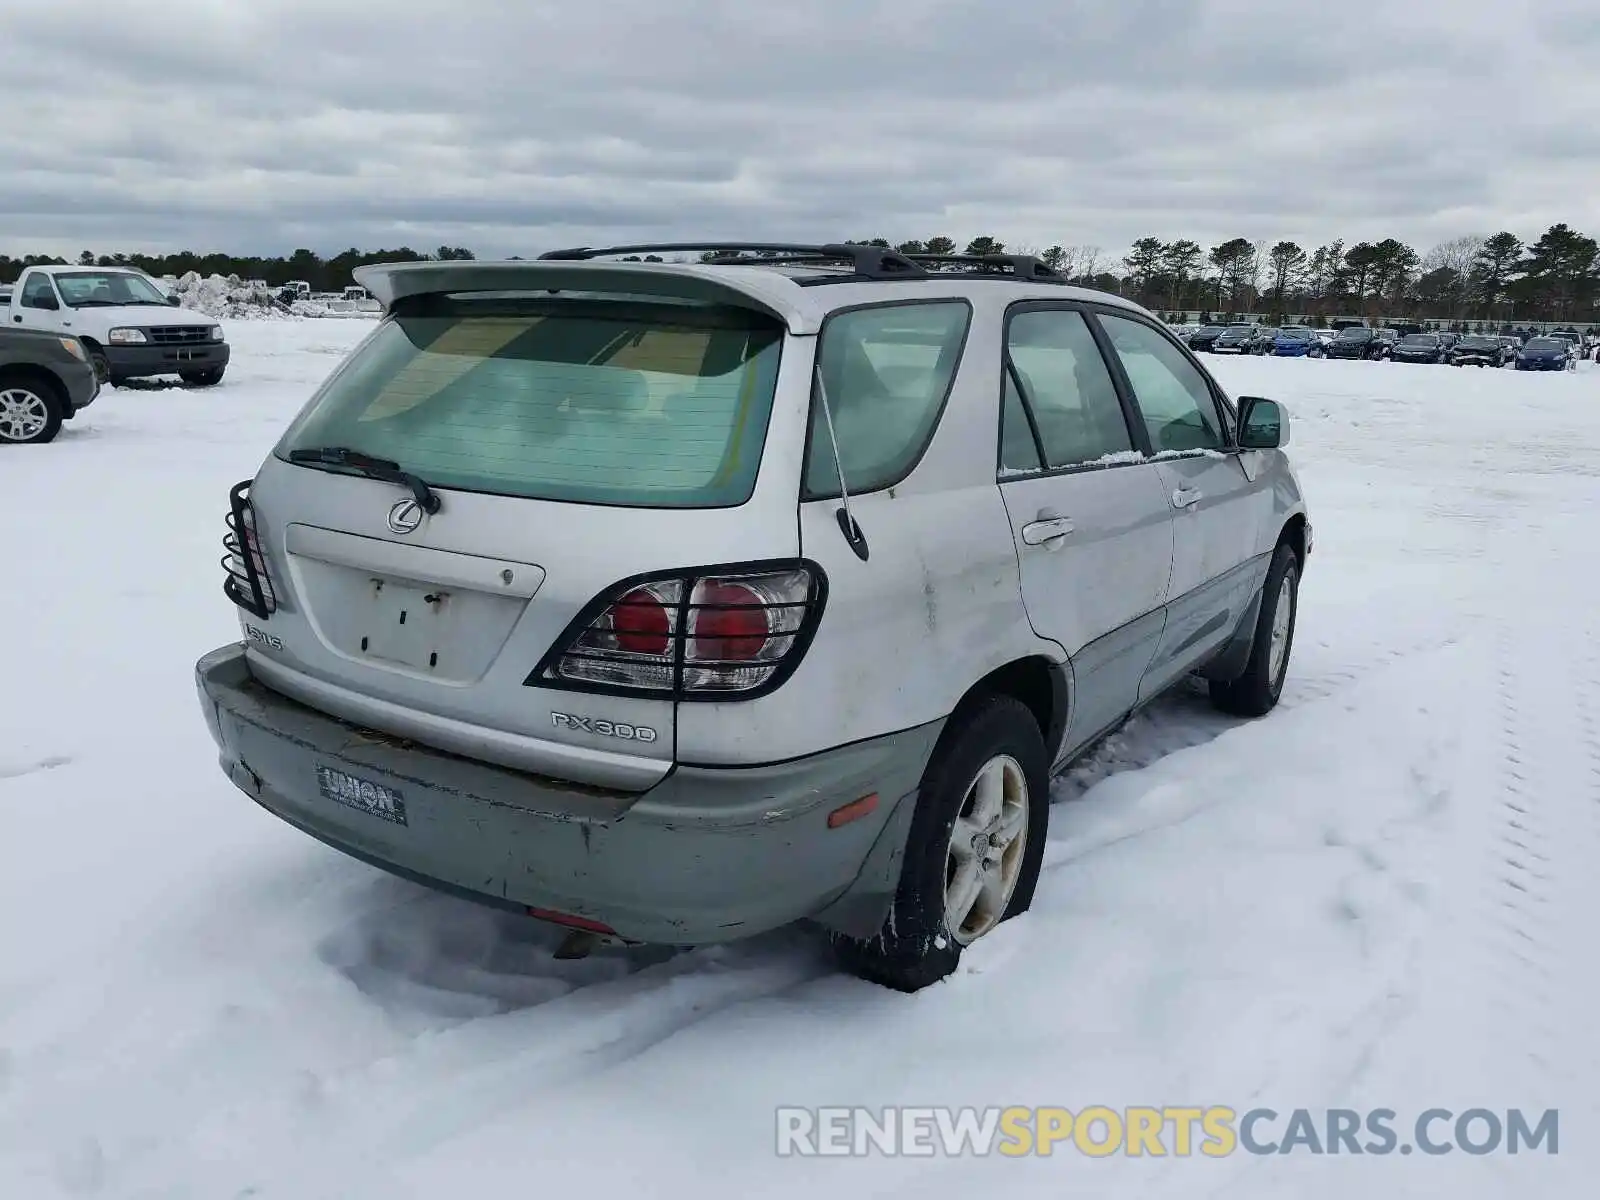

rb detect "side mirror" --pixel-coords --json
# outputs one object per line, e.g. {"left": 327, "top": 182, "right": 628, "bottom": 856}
{"left": 167, "top": 294, "right": 181, "bottom": 306}
{"left": 32, "top": 293, "right": 60, "bottom": 311}
{"left": 1238, "top": 397, "right": 1288, "bottom": 449}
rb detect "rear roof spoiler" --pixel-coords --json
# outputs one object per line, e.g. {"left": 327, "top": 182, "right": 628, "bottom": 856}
{"left": 351, "top": 260, "right": 828, "bottom": 334}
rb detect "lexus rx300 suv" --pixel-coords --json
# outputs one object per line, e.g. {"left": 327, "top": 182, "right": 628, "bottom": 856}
{"left": 194, "top": 243, "right": 1311, "bottom": 992}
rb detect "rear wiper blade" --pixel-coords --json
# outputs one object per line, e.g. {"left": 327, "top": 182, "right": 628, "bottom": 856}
{"left": 287, "top": 446, "right": 441, "bottom": 513}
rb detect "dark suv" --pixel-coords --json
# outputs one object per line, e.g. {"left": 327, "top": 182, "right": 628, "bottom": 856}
{"left": 1210, "top": 325, "right": 1256, "bottom": 354}
{"left": 1245, "top": 326, "right": 1280, "bottom": 355}
{"left": 1391, "top": 333, "right": 1445, "bottom": 364}
{"left": 1324, "top": 327, "right": 1387, "bottom": 360}
{"left": 1448, "top": 335, "right": 1508, "bottom": 367}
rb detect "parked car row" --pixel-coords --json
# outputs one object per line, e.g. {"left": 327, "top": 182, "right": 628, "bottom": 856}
{"left": 1174, "top": 321, "right": 1581, "bottom": 370}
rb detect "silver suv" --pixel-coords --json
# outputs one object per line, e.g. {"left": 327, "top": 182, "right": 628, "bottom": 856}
{"left": 194, "top": 242, "right": 1310, "bottom": 992}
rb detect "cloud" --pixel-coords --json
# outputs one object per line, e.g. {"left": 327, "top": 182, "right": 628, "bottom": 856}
{"left": 2, "top": 0, "right": 1597, "bottom": 261}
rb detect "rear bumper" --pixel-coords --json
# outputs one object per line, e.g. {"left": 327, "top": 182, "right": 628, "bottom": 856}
{"left": 105, "top": 341, "right": 230, "bottom": 378}
{"left": 195, "top": 643, "right": 940, "bottom": 945}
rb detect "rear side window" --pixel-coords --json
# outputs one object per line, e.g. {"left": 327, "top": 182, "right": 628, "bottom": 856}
{"left": 803, "top": 301, "right": 969, "bottom": 499}
{"left": 276, "top": 298, "right": 784, "bottom": 508}
{"left": 1003, "top": 308, "right": 1133, "bottom": 470}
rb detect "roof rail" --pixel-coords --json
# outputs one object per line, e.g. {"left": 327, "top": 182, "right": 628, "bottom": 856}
{"left": 537, "top": 242, "right": 927, "bottom": 281}
{"left": 904, "top": 253, "right": 1066, "bottom": 282}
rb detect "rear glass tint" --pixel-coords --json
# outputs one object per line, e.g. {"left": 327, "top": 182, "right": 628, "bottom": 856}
{"left": 803, "top": 301, "right": 970, "bottom": 499}
{"left": 276, "top": 297, "right": 784, "bottom": 508}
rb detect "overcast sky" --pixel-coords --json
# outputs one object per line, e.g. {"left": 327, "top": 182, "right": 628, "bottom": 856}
{"left": 3, "top": 0, "right": 1597, "bottom": 261}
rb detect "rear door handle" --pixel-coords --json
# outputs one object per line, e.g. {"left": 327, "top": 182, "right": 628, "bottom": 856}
{"left": 1172, "top": 487, "right": 1203, "bottom": 510}
{"left": 1021, "top": 516, "right": 1074, "bottom": 545}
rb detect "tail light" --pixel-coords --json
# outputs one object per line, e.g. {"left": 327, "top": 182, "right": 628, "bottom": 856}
{"left": 528, "top": 561, "right": 827, "bottom": 700}
{"left": 221, "top": 479, "right": 277, "bottom": 620}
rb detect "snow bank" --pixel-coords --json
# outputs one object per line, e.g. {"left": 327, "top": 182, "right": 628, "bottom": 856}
{"left": 167, "top": 271, "right": 294, "bottom": 320}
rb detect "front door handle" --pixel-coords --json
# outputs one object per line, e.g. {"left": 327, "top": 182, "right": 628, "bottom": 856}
{"left": 1021, "top": 516, "right": 1074, "bottom": 545}
{"left": 1172, "top": 487, "right": 1203, "bottom": 510}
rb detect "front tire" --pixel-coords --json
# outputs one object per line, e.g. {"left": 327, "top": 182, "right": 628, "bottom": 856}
{"left": 0, "top": 374, "right": 65, "bottom": 445}
{"left": 1210, "top": 541, "right": 1300, "bottom": 718}
{"left": 832, "top": 696, "right": 1049, "bottom": 992}
{"left": 88, "top": 349, "right": 110, "bottom": 385}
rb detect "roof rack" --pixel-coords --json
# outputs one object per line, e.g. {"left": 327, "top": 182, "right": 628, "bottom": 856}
{"left": 904, "top": 253, "right": 1066, "bottom": 281}
{"left": 534, "top": 243, "right": 1072, "bottom": 287}
{"left": 536, "top": 242, "right": 927, "bottom": 281}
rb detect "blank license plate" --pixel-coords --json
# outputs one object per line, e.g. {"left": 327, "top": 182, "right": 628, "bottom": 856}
{"left": 360, "top": 581, "right": 450, "bottom": 671}
{"left": 316, "top": 765, "right": 407, "bottom": 825}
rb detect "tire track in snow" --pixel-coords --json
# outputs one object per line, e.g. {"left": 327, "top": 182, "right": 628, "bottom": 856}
{"left": 100, "top": 938, "right": 833, "bottom": 1199}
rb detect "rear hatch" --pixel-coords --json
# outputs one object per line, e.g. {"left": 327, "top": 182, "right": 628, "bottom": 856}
{"left": 229, "top": 283, "right": 806, "bottom": 791}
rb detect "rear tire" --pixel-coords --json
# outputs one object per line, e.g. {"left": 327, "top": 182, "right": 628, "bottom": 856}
{"left": 832, "top": 696, "right": 1049, "bottom": 992}
{"left": 0, "top": 374, "right": 65, "bottom": 445}
{"left": 1209, "top": 541, "right": 1299, "bottom": 718}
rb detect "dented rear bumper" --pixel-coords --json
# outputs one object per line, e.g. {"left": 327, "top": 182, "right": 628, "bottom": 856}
{"left": 195, "top": 642, "right": 940, "bottom": 944}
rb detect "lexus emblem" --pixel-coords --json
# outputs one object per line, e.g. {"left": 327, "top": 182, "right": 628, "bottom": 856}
{"left": 387, "top": 499, "right": 424, "bottom": 535}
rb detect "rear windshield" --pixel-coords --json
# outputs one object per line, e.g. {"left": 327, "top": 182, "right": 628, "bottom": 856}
{"left": 276, "top": 296, "right": 784, "bottom": 508}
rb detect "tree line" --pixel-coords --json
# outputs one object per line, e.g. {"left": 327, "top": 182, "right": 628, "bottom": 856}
{"left": 3, "top": 223, "right": 1594, "bottom": 325}
{"left": 833, "top": 226, "right": 1598, "bottom": 326}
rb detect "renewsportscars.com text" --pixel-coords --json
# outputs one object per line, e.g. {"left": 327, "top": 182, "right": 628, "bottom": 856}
{"left": 775, "top": 1106, "right": 1559, "bottom": 1158}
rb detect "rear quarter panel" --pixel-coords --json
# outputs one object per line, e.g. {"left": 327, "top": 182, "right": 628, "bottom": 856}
{"left": 675, "top": 296, "right": 1066, "bottom": 767}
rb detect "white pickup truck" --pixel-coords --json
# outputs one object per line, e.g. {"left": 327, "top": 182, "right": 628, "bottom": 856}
{"left": 6, "top": 265, "right": 230, "bottom": 387}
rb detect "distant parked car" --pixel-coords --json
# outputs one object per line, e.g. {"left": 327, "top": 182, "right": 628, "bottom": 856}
{"left": 1271, "top": 329, "right": 1318, "bottom": 357}
{"left": 1545, "top": 332, "right": 1582, "bottom": 360}
{"left": 1448, "top": 335, "right": 1509, "bottom": 368}
{"left": 1245, "top": 326, "right": 1280, "bottom": 355}
{"left": 0, "top": 326, "right": 101, "bottom": 444}
{"left": 1187, "top": 324, "right": 1228, "bottom": 353}
{"left": 1515, "top": 337, "right": 1575, "bottom": 371}
{"left": 1391, "top": 333, "right": 1445, "bottom": 364}
{"left": 1436, "top": 332, "right": 1460, "bottom": 354}
{"left": 1324, "top": 327, "right": 1389, "bottom": 360}
{"left": 1210, "top": 325, "right": 1256, "bottom": 354}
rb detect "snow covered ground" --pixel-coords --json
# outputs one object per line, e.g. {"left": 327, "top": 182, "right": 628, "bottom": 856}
{"left": 2, "top": 324, "right": 1597, "bottom": 1198}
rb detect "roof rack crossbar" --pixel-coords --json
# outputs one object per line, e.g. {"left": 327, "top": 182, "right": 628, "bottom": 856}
{"left": 536, "top": 242, "right": 928, "bottom": 280}
{"left": 904, "top": 253, "right": 1065, "bottom": 281}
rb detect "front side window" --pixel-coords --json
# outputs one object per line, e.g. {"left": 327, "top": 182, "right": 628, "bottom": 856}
{"left": 803, "top": 301, "right": 969, "bottom": 498}
{"left": 278, "top": 295, "right": 784, "bottom": 508}
{"left": 1003, "top": 308, "right": 1133, "bottom": 470}
{"left": 1097, "top": 313, "right": 1227, "bottom": 454}
{"left": 52, "top": 271, "right": 169, "bottom": 307}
